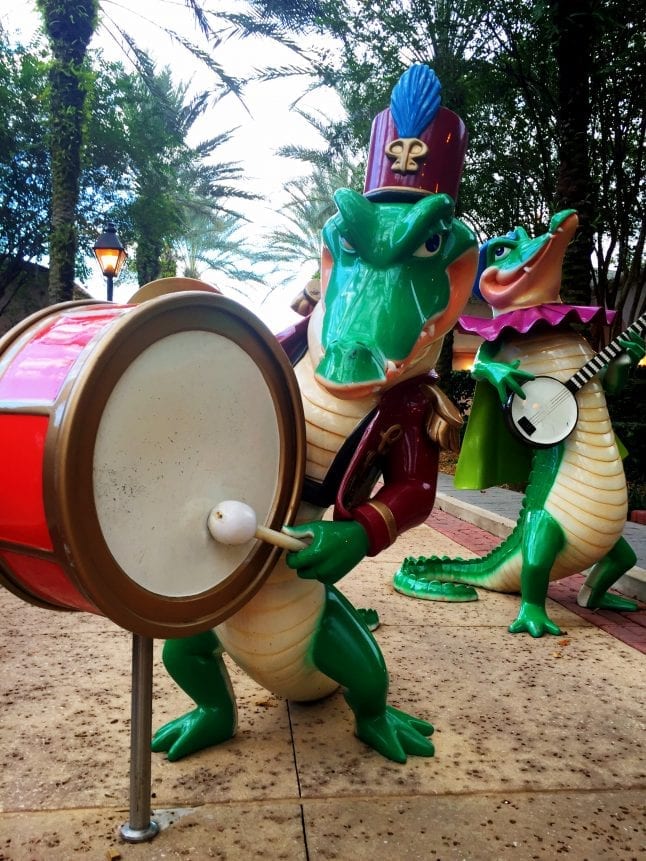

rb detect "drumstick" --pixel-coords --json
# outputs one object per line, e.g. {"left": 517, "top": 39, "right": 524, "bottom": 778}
{"left": 207, "top": 500, "right": 307, "bottom": 552}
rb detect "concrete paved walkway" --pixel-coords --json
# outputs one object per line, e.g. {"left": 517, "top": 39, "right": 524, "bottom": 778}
{"left": 1, "top": 493, "right": 645, "bottom": 860}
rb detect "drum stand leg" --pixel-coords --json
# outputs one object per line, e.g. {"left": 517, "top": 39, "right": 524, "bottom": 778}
{"left": 119, "top": 634, "right": 160, "bottom": 843}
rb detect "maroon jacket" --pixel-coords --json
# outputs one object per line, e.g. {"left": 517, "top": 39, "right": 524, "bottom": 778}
{"left": 277, "top": 318, "right": 450, "bottom": 557}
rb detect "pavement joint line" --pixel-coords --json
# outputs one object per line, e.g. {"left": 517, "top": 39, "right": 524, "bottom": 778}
{"left": 285, "top": 702, "right": 311, "bottom": 861}
{"left": 291, "top": 784, "right": 646, "bottom": 803}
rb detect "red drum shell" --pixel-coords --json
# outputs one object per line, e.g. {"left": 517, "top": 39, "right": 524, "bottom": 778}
{"left": 0, "top": 294, "right": 305, "bottom": 636}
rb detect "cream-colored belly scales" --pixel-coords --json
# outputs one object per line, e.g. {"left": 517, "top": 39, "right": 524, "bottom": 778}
{"left": 498, "top": 331, "right": 627, "bottom": 580}
{"left": 215, "top": 353, "right": 378, "bottom": 700}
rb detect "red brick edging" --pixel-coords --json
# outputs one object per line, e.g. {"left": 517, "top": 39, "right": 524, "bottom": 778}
{"left": 424, "top": 508, "right": 646, "bottom": 653}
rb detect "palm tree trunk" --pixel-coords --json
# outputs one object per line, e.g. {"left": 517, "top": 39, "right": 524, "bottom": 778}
{"left": 38, "top": 0, "right": 98, "bottom": 303}
{"left": 549, "top": 0, "right": 596, "bottom": 309}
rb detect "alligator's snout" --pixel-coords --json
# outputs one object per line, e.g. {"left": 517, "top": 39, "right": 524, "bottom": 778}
{"left": 315, "top": 341, "right": 386, "bottom": 388}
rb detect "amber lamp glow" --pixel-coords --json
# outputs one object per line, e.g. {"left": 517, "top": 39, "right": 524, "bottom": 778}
{"left": 93, "top": 222, "right": 127, "bottom": 301}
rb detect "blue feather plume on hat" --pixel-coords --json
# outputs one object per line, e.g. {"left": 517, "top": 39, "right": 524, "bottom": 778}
{"left": 390, "top": 65, "right": 442, "bottom": 138}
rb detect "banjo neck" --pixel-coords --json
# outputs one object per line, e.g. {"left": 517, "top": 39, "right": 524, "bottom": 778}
{"left": 565, "top": 311, "right": 646, "bottom": 393}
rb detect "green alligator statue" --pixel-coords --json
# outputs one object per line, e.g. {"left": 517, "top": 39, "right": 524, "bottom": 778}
{"left": 393, "top": 210, "right": 645, "bottom": 637}
{"left": 153, "top": 65, "right": 479, "bottom": 764}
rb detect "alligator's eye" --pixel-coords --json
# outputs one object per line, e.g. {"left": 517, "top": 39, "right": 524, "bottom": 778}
{"left": 492, "top": 245, "right": 512, "bottom": 261}
{"left": 413, "top": 234, "right": 442, "bottom": 258}
{"left": 339, "top": 236, "right": 355, "bottom": 253}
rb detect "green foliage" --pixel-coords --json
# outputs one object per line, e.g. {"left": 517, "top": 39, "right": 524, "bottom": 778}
{"left": 38, "top": 0, "right": 99, "bottom": 301}
{"left": 105, "top": 64, "right": 260, "bottom": 285}
{"left": 612, "top": 419, "right": 646, "bottom": 511}
{"left": 440, "top": 370, "right": 477, "bottom": 419}
{"left": 241, "top": 0, "right": 644, "bottom": 322}
{"left": 0, "top": 26, "right": 258, "bottom": 292}
{"left": 76, "top": 58, "right": 133, "bottom": 255}
{"left": 19, "top": 1, "right": 256, "bottom": 297}
{"left": 0, "top": 32, "right": 131, "bottom": 289}
{"left": 0, "top": 31, "right": 133, "bottom": 288}
{"left": 263, "top": 159, "right": 364, "bottom": 277}
{"left": 606, "top": 367, "right": 646, "bottom": 511}
{"left": 238, "top": 0, "right": 566, "bottom": 255}
{"left": 175, "top": 211, "right": 272, "bottom": 285}
{"left": 36, "top": 0, "right": 98, "bottom": 63}
{"left": 589, "top": 1, "right": 646, "bottom": 325}
{"left": 0, "top": 37, "right": 51, "bottom": 294}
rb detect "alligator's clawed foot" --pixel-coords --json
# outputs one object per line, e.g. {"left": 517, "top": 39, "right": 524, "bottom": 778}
{"left": 151, "top": 705, "right": 235, "bottom": 761}
{"left": 354, "top": 705, "right": 434, "bottom": 763}
{"left": 357, "top": 607, "right": 380, "bottom": 631}
{"left": 579, "top": 591, "right": 638, "bottom": 613}
{"left": 508, "top": 603, "right": 562, "bottom": 638}
{"left": 393, "top": 571, "right": 478, "bottom": 602}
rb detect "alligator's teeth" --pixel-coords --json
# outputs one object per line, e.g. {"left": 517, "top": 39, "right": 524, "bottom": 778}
{"left": 386, "top": 360, "right": 397, "bottom": 373}
{"left": 523, "top": 266, "right": 532, "bottom": 273}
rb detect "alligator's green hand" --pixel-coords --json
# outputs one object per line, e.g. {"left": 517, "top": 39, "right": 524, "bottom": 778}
{"left": 285, "top": 520, "right": 370, "bottom": 584}
{"left": 602, "top": 334, "right": 645, "bottom": 393}
{"left": 151, "top": 705, "right": 235, "bottom": 762}
{"left": 472, "top": 358, "right": 535, "bottom": 403}
{"left": 618, "top": 334, "right": 645, "bottom": 365}
{"left": 354, "top": 705, "right": 434, "bottom": 763}
{"left": 508, "top": 602, "right": 562, "bottom": 638}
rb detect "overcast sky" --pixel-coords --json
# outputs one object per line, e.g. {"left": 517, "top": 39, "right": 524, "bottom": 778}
{"left": 1, "top": 0, "right": 344, "bottom": 328}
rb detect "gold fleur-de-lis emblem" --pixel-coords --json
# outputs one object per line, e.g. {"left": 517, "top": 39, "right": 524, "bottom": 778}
{"left": 385, "top": 137, "right": 428, "bottom": 173}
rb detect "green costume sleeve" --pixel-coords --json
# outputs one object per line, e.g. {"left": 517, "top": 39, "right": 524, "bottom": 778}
{"left": 454, "top": 380, "right": 532, "bottom": 489}
{"left": 616, "top": 434, "right": 628, "bottom": 460}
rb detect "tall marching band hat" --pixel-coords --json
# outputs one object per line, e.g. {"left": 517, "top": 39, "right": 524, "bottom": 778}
{"left": 363, "top": 64, "right": 468, "bottom": 202}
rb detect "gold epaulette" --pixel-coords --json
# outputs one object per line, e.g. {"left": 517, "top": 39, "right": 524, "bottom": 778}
{"left": 424, "top": 385, "right": 463, "bottom": 452}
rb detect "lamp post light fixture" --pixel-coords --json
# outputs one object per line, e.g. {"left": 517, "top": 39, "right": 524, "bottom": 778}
{"left": 93, "top": 222, "right": 127, "bottom": 301}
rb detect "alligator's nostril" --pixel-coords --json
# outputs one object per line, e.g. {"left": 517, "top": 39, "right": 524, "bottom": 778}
{"left": 316, "top": 341, "right": 386, "bottom": 385}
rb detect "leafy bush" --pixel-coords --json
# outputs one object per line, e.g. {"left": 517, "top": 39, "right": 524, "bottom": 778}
{"left": 441, "top": 370, "right": 476, "bottom": 418}
{"left": 606, "top": 368, "right": 646, "bottom": 512}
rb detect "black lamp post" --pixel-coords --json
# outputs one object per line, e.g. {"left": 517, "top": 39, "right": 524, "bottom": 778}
{"left": 93, "top": 222, "right": 127, "bottom": 301}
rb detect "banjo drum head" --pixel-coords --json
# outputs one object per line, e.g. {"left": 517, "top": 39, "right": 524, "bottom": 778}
{"left": 47, "top": 292, "right": 305, "bottom": 637}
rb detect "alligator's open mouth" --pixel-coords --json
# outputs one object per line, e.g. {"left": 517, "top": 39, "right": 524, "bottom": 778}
{"left": 480, "top": 211, "right": 579, "bottom": 312}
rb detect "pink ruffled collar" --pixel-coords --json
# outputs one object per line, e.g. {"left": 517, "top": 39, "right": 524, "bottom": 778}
{"left": 457, "top": 304, "right": 616, "bottom": 342}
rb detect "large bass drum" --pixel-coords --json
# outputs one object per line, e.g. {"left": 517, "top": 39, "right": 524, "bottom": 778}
{"left": 0, "top": 292, "right": 305, "bottom": 637}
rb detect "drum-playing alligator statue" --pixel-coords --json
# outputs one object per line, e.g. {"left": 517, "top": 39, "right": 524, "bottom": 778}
{"left": 152, "top": 66, "right": 478, "bottom": 763}
{"left": 393, "top": 209, "right": 645, "bottom": 637}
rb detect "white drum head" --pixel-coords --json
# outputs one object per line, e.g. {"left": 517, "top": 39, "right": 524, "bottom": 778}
{"left": 93, "top": 329, "right": 281, "bottom": 597}
{"left": 46, "top": 293, "right": 305, "bottom": 636}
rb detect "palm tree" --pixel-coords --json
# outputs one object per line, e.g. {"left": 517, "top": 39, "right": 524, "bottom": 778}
{"left": 35, "top": 0, "right": 244, "bottom": 303}
{"left": 174, "top": 210, "right": 273, "bottom": 288}
{"left": 112, "top": 65, "right": 259, "bottom": 286}
{"left": 263, "top": 156, "right": 363, "bottom": 279}
{"left": 37, "top": 0, "right": 97, "bottom": 303}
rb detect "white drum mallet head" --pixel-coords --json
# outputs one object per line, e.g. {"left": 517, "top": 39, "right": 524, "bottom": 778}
{"left": 207, "top": 500, "right": 306, "bottom": 552}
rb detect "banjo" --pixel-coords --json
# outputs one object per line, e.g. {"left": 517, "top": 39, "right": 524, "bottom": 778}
{"left": 505, "top": 312, "right": 646, "bottom": 448}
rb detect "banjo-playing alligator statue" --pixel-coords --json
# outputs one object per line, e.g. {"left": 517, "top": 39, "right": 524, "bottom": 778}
{"left": 393, "top": 209, "right": 645, "bottom": 637}
{"left": 151, "top": 66, "right": 478, "bottom": 763}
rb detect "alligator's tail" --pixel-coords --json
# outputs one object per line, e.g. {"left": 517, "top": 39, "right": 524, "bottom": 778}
{"left": 393, "top": 513, "right": 525, "bottom": 600}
